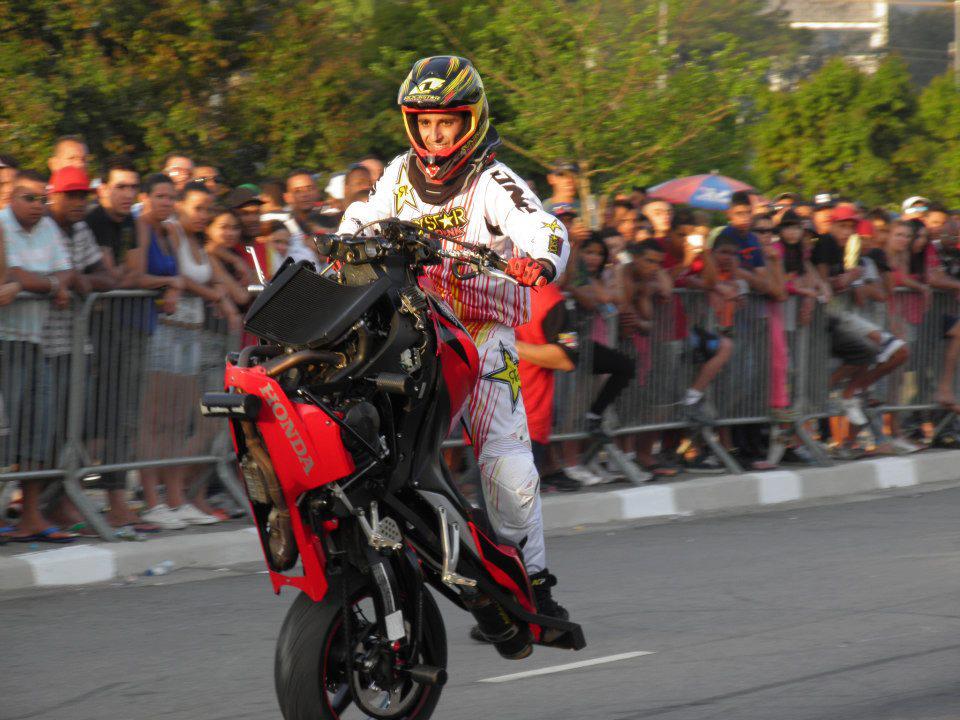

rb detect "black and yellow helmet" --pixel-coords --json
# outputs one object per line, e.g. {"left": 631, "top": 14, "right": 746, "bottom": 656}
{"left": 398, "top": 55, "right": 491, "bottom": 184}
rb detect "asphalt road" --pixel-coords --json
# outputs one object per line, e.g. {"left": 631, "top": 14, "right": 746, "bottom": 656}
{"left": 4, "top": 486, "right": 960, "bottom": 720}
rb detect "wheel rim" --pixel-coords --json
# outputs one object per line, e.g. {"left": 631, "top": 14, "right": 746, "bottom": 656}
{"left": 321, "top": 595, "right": 433, "bottom": 719}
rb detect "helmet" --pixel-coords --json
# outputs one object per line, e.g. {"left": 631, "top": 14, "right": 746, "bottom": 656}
{"left": 398, "top": 55, "right": 491, "bottom": 184}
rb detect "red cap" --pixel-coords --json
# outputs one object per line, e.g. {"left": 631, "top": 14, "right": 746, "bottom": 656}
{"left": 856, "top": 219, "right": 875, "bottom": 237}
{"left": 49, "top": 166, "right": 91, "bottom": 193}
{"left": 831, "top": 205, "right": 860, "bottom": 223}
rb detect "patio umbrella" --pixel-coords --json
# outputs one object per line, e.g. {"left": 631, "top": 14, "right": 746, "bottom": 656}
{"left": 648, "top": 172, "right": 756, "bottom": 210}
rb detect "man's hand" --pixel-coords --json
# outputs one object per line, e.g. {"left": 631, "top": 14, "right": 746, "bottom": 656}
{"left": 506, "top": 257, "right": 550, "bottom": 287}
{"left": 0, "top": 281, "right": 21, "bottom": 306}
{"left": 53, "top": 286, "right": 71, "bottom": 309}
{"left": 74, "top": 274, "right": 93, "bottom": 296}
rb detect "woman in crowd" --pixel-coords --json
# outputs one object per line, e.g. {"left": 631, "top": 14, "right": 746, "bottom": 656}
{"left": 137, "top": 181, "right": 241, "bottom": 529}
{"left": 204, "top": 206, "right": 255, "bottom": 302}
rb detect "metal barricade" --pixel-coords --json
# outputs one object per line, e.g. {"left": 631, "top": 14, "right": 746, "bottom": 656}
{"left": 0, "top": 291, "right": 242, "bottom": 540}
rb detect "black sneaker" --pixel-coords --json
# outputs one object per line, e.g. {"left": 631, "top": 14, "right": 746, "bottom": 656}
{"left": 541, "top": 471, "right": 582, "bottom": 492}
{"left": 530, "top": 569, "right": 569, "bottom": 621}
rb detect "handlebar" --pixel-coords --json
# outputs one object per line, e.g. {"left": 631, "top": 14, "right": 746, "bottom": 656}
{"left": 312, "top": 218, "right": 518, "bottom": 286}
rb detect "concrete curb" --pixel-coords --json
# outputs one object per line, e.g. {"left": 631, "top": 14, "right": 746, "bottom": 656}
{"left": 2, "top": 452, "right": 957, "bottom": 590}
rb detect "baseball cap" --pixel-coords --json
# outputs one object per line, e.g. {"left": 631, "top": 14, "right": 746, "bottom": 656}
{"left": 224, "top": 186, "right": 264, "bottom": 210}
{"left": 776, "top": 208, "right": 803, "bottom": 228}
{"left": 550, "top": 160, "right": 579, "bottom": 175}
{"left": 813, "top": 192, "right": 835, "bottom": 209}
{"left": 831, "top": 205, "right": 860, "bottom": 223}
{"left": 856, "top": 219, "right": 875, "bottom": 237}
{"left": 49, "top": 166, "right": 91, "bottom": 193}
{"left": 902, "top": 196, "right": 931, "bottom": 214}
{"left": 552, "top": 202, "right": 577, "bottom": 217}
{"left": 773, "top": 192, "right": 800, "bottom": 203}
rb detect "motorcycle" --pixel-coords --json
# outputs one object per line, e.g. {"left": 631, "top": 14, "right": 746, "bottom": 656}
{"left": 201, "top": 219, "right": 585, "bottom": 720}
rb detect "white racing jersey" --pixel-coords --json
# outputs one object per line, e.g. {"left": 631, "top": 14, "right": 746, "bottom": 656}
{"left": 339, "top": 154, "right": 569, "bottom": 327}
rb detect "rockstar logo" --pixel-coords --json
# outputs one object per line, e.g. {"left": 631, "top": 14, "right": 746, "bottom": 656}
{"left": 395, "top": 184, "right": 417, "bottom": 214}
{"left": 439, "top": 212, "right": 455, "bottom": 229}
{"left": 483, "top": 342, "right": 522, "bottom": 412}
{"left": 541, "top": 219, "right": 562, "bottom": 233}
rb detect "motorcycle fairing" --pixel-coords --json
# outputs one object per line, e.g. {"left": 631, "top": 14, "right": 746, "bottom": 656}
{"left": 224, "top": 363, "right": 356, "bottom": 601}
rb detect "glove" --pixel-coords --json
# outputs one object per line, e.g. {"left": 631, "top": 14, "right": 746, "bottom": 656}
{"left": 506, "top": 257, "right": 550, "bottom": 287}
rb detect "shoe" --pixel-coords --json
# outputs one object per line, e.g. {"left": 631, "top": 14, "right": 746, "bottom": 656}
{"left": 530, "top": 569, "right": 569, "bottom": 642}
{"left": 563, "top": 465, "right": 606, "bottom": 487}
{"left": 684, "top": 454, "right": 724, "bottom": 474}
{"left": 841, "top": 396, "right": 867, "bottom": 426}
{"left": 469, "top": 624, "right": 490, "bottom": 643}
{"left": 783, "top": 445, "right": 818, "bottom": 465}
{"left": 876, "top": 337, "right": 906, "bottom": 364}
{"left": 683, "top": 397, "right": 715, "bottom": 426}
{"left": 171, "top": 504, "right": 220, "bottom": 526}
{"left": 141, "top": 503, "right": 188, "bottom": 530}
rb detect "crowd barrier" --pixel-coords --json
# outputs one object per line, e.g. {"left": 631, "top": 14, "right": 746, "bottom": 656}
{"left": 2, "top": 286, "right": 958, "bottom": 539}
{"left": 0, "top": 290, "right": 242, "bottom": 540}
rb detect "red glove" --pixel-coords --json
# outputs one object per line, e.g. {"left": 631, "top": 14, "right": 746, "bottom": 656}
{"left": 506, "top": 257, "right": 549, "bottom": 287}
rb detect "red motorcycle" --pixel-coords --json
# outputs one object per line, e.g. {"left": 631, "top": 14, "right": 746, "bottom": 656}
{"left": 202, "top": 220, "right": 585, "bottom": 720}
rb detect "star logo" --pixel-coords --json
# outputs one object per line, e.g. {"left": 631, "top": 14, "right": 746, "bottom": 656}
{"left": 483, "top": 342, "right": 522, "bottom": 412}
{"left": 439, "top": 212, "right": 455, "bottom": 229}
{"left": 395, "top": 184, "right": 417, "bottom": 214}
{"left": 541, "top": 219, "right": 562, "bottom": 233}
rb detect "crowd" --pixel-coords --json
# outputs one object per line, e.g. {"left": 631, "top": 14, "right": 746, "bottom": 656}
{"left": 1, "top": 136, "right": 959, "bottom": 541}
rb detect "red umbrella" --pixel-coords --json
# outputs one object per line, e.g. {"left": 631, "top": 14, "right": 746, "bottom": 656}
{"left": 648, "top": 173, "right": 756, "bottom": 210}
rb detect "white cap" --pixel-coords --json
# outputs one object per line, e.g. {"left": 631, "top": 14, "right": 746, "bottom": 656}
{"left": 324, "top": 172, "right": 345, "bottom": 201}
{"left": 902, "top": 196, "right": 930, "bottom": 214}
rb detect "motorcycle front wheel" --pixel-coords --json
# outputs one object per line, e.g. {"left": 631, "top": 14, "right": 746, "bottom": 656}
{"left": 274, "top": 574, "right": 447, "bottom": 720}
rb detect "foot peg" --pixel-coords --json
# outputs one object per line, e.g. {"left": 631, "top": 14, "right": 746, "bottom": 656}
{"left": 436, "top": 506, "right": 476, "bottom": 588}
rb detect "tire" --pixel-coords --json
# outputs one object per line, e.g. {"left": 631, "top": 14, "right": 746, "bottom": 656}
{"left": 275, "top": 573, "right": 447, "bottom": 720}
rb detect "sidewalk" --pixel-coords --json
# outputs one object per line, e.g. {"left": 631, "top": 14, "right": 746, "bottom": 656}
{"left": 3, "top": 451, "right": 959, "bottom": 591}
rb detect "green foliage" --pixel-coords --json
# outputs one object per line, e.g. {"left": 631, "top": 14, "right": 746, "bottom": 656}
{"left": 751, "top": 57, "right": 918, "bottom": 207}
{"left": 900, "top": 75, "right": 960, "bottom": 207}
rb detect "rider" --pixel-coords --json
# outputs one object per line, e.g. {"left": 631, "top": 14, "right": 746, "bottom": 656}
{"left": 339, "top": 55, "right": 572, "bottom": 633}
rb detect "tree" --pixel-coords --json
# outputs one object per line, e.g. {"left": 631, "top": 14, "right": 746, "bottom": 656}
{"left": 408, "top": 0, "right": 766, "bottom": 213}
{"left": 751, "top": 56, "right": 918, "bottom": 206}
{"left": 899, "top": 74, "right": 960, "bottom": 207}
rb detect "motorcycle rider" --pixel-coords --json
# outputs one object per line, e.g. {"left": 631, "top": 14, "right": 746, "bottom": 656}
{"left": 339, "top": 55, "right": 572, "bottom": 635}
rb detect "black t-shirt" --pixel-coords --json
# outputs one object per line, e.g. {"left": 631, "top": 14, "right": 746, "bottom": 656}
{"left": 810, "top": 233, "right": 844, "bottom": 277}
{"left": 937, "top": 242, "right": 960, "bottom": 281}
{"left": 866, "top": 247, "right": 891, "bottom": 274}
{"left": 542, "top": 300, "right": 579, "bottom": 364}
{"left": 85, "top": 204, "right": 137, "bottom": 265}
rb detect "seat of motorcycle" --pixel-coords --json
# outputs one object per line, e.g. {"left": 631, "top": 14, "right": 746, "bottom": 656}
{"left": 243, "top": 260, "right": 391, "bottom": 348}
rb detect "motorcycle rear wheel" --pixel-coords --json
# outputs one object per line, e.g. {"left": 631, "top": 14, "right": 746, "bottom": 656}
{"left": 275, "top": 574, "right": 447, "bottom": 720}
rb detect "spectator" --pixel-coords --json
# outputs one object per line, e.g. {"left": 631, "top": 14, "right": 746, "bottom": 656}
{"left": 259, "top": 220, "right": 294, "bottom": 277}
{"left": 929, "top": 219, "right": 960, "bottom": 412}
{"left": 343, "top": 163, "right": 373, "bottom": 207}
{"left": 204, "top": 207, "right": 253, "bottom": 307}
{"left": 0, "top": 155, "right": 20, "bottom": 210}
{"left": 566, "top": 234, "right": 636, "bottom": 435}
{"left": 223, "top": 186, "right": 267, "bottom": 280}
{"left": 259, "top": 178, "right": 285, "bottom": 214}
{"left": 193, "top": 163, "right": 228, "bottom": 199}
{"left": 0, "top": 169, "right": 77, "bottom": 542}
{"left": 86, "top": 156, "right": 140, "bottom": 280}
{"left": 359, "top": 154, "right": 385, "bottom": 183}
{"left": 515, "top": 283, "right": 584, "bottom": 491}
{"left": 47, "top": 135, "right": 89, "bottom": 174}
{"left": 284, "top": 169, "right": 320, "bottom": 241}
{"left": 50, "top": 168, "right": 114, "bottom": 293}
{"left": 901, "top": 196, "right": 930, "bottom": 222}
{"left": 544, "top": 160, "right": 580, "bottom": 215}
{"left": 161, "top": 153, "right": 196, "bottom": 194}
{"left": 139, "top": 181, "right": 239, "bottom": 529}
{"left": 812, "top": 205, "right": 864, "bottom": 294}
{"left": 923, "top": 201, "right": 950, "bottom": 243}
{"left": 713, "top": 191, "right": 768, "bottom": 287}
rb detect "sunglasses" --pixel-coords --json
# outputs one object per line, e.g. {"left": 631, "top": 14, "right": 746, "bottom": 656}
{"left": 18, "top": 193, "right": 48, "bottom": 204}
{"left": 753, "top": 227, "right": 774, "bottom": 234}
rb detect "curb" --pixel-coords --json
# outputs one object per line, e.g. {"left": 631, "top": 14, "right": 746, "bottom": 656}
{"left": 2, "top": 452, "right": 958, "bottom": 591}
